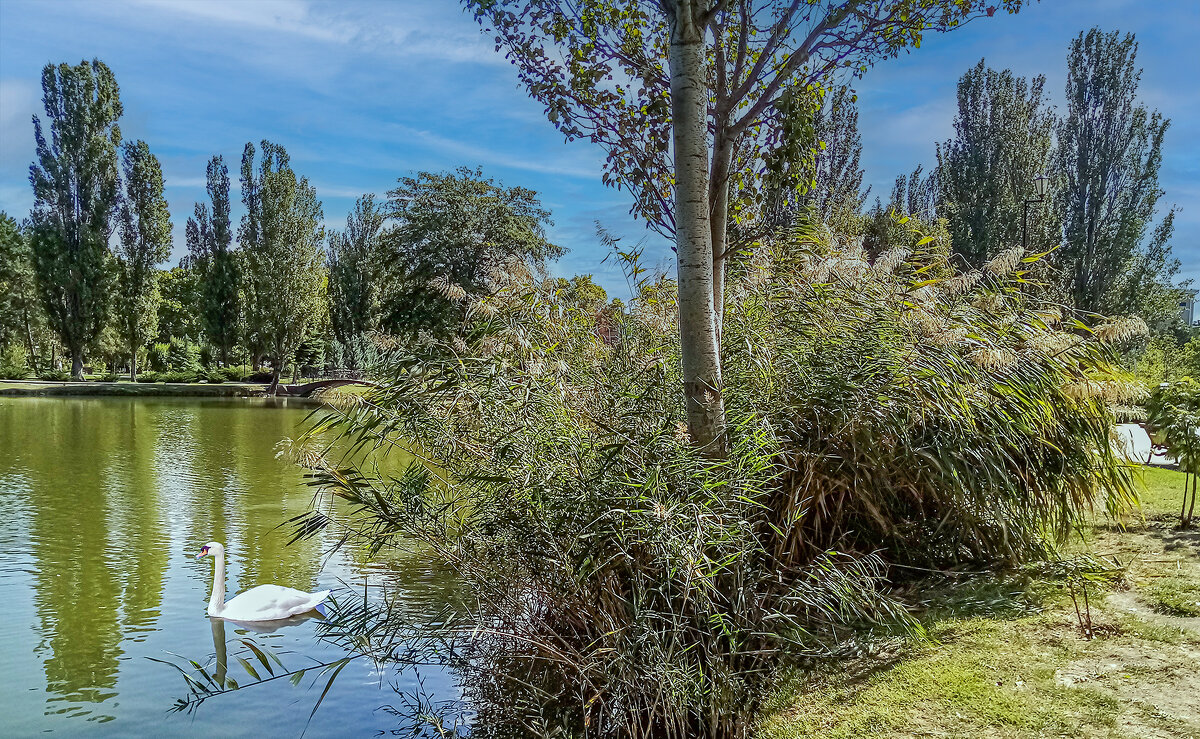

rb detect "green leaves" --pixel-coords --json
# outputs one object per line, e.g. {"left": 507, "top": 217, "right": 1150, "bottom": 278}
{"left": 29, "top": 59, "right": 123, "bottom": 377}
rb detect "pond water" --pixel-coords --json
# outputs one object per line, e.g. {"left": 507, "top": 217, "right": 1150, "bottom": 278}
{"left": 0, "top": 396, "right": 459, "bottom": 737}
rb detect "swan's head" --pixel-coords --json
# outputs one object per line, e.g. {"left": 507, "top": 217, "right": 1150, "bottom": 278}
{"left": 195, "top": 542, "right": 224, "bottom": 560}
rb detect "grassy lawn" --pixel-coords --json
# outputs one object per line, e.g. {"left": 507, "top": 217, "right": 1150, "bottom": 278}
{"left": 759, "top": 466, "right": 1200, "bottom": 739}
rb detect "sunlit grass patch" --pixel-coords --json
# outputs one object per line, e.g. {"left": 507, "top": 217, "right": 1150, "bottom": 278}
{"left": 1146, "top": 577, "right": 1200, "bottom": 617}
{"left": 1134, "top": 465, "right": 1190, "bottom": 518}
{"left": 758, "top": 617, "right": 1124, "bottom": 739}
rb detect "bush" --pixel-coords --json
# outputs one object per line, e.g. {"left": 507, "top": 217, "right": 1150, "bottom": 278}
{"left": 244, "top": 370, "right": 274, "bottom": 383}
{"left": 135, "top": 371, "right": 160, "bottom": 383}
{"left": 38, "top": 370, "right": 71, "bottom": 382}
{"left": 1145, "top": 379, "right": 1200, "bottom": 526}
{"left": 167, "top": 338, "right": 200, "bottom": 371}
{"left": 286, "top": 226, "right": 1140, "bottom": 737}
{"left": 97, "top": 372, "right": 120, "bottom": 383}
{"left": 148, "top": 343, "right": 170, "bottom": 372}
{"left": 201, "top": 367, "right": 242, "bottom": 384}
{"left": 0, "top": 344, "right": 30, "bottom": 378}
{"left": 161, "top": 369, "right": 198, "bottom": 383}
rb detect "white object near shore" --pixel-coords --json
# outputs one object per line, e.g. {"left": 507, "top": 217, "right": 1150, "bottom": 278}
{"left": 1113, "top": 423, "right": 1172, "bottom": 465}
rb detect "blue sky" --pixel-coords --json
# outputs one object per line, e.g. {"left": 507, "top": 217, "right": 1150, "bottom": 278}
{"left": 1, "top": 0, "right": 1196, "bottom": 297}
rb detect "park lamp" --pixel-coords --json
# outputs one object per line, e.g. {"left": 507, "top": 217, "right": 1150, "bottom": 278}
{"left": 1031, "top": 174, "right": 1049, "bottom": 201}
{"left": 1022, "top": 174, "right": 1049, "bottom": 249}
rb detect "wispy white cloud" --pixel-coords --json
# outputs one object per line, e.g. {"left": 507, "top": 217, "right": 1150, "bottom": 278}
{"left": 395, "top": 125, "right": 602, "bottom": 179}
{"left": 1, "top": 78, "right": 38, "bottom": 170}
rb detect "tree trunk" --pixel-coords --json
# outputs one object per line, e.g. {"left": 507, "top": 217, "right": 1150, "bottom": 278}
{"left": 267, "top": 361, "right": 282, "bottom": 396}
{"left": 709, "top": 136, "right": 734, "bottom": 337}
{"left": 23, "top": 307, "right": 38, "bottom": 373}
{"left": 666, "top": 0, "right": 727, "bottom": 457}
{"left": 71, "top": 347, "right": 83, "bottom": 381}
{"left": 130, "top": 345, "right": 138, "bottom": 382}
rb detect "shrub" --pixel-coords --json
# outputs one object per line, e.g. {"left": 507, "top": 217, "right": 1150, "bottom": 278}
{"left": 97, "top": 372, "right": 120, "bottom": 383}
{"left": 244, "top": 370, "right": 274, "bottom": 383}
{"left": 201, "top": 367, "right": 242, "bottom": 384}
{"left": 0, "top": 366, "right": 28, "bottom": 380}
{"left": 38, "top": 370, "right": 71, "bottom": 382}
{"left": 167, "top": 338, "right": 200, "bottom": 371}
{"left": 161, "top": 369, "right": 198, "bottom": 383}
{"left": 135, "top": 371, "right": 160, "bottom": 383}
{"left": 148, "top": 342, "right": 170, "bottom": 372}
{"left": 0, "top": 344, "right": 30, "bottom": 378}
{"left": 1145, "top": 379, "right": 1200, "bottom": 525}
{"left": 285, "top": 226, "right": 1140, "bottom": 737}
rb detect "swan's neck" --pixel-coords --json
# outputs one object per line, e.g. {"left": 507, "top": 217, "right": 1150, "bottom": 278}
{"left": 208, "top": 549, "right": 227, "bottom": 616}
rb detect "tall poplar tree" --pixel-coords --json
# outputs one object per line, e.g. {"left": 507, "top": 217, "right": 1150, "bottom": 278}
{"left": 239, "top": 141, "right": 324, "bottom": 393}
{"left": 1054, "top": 28, "right": 1177, "bottom": 321}
{"left": 809, "top": 86, "right": 869, "bottom": 224}
{"left": 188, "top": 156, "right": 240, "bottom": 364}
{"left": 935, "top": 59, "right": 1055, "bottom": 268}
{"left": 0, "top": 213, "right": 48, "bottom": 370}
{"left": 28, "top": 59, "right": 123, "bottom": 379}
{"left": 238, "top": 142, "right": 267, "bottom": 368}
{"left": 328, "top": 194, "right": 385, "bottom": 347}
{"left": 115, "top": 140, "right": 172, "bottom": 381}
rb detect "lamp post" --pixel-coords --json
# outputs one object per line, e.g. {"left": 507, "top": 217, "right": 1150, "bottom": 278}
{"left": 1022, "top": 174, "right": 1049, "bottom": 250}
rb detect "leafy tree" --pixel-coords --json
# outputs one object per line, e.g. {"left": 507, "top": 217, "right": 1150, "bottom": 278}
{"left": 469, "top": 0, "right": 1024, "bottom": 453}
{"left": 188, "top": 157, "right": 241, "bottom": 365}
{"left": 28, "top": 59, "right": 123, "bottom": 379}
{"left": 114, "top": 140, "right": 172, "bottom": 381}
{"left": 328, "top": 194, "right": 385, "bottom": 346}
{"left": 1054, "top": 28, "right": 1179, "bottom": 321}
{"left": 808, "top": 86, "right": 869, "bottom": 225}
{"left": 0, "top": 213, "right": 49, "bottom": 371}
{"left": 1146, "top": 379, "right": 1200, "bottom": 526}
{"left": 554, "top": 274, "right": 608, "bottom": 313}
{"left": 238, "top": 143, "right": 267, "bottom": 368}
{"left": 238, "top": 141, "right": 325, "bottom": 393}
{"left": 156, "top": 264, "right": 201, "bottom": 343}
{"left": 936, "top": 59, "right": 1055, "bottom": 268}
{"left": 381, "top": 167, "right": 561, "bottom": 338}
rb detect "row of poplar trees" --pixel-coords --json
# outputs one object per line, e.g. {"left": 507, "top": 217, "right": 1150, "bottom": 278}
{"left": 24, "top": 59, "right": 324, "bottom": 389}
{"left": 882, "top": 28, "right": 1179, "bottom": 327}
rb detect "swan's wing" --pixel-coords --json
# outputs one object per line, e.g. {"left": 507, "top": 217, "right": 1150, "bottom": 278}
{"left": 223, "top": 585, "right": 331, "bottom": 621}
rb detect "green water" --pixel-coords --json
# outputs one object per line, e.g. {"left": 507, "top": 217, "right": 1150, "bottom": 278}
{"left": 0, "top": 396, "right": 458, "bottom": 736}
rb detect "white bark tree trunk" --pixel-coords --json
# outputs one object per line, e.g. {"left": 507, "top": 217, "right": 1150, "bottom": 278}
{"left": 709, "top": 135, "right": 734, "bottom": 338}
{"left": 666, "top": 0, "right": 727, "bottom": 456}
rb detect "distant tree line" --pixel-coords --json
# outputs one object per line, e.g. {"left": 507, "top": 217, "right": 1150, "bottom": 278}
{"left": 0, "top": 28, "right": 1186, "bottom": 388}
{"left": 0, "top": 60, "right": 565, "bottom": 389}
{"left": 849, "top": 28, "right": 1181, "bottom": 330}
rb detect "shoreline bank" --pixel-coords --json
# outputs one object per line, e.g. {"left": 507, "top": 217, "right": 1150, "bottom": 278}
{"left": 1, "top": 380, "right": 278, "bottom": 399}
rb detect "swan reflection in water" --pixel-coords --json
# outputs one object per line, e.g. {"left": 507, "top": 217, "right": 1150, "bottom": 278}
{"left": 209, "top": 610, "right": 324, "bottom": 685}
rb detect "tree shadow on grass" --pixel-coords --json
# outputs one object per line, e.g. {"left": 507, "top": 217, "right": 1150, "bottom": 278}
{"left": 1156, "top": 525, "right": 1200, "bottom": 556}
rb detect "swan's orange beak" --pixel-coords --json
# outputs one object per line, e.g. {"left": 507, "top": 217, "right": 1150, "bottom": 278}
{"left": 195, "top": 545, "right": 210, "bottom": 559}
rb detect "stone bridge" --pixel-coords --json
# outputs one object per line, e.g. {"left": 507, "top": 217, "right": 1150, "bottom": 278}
{"left": 277, "top": 378, "right": 377, "bottom": 397}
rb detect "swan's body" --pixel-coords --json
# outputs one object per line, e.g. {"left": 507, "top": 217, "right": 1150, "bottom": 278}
{"left": 196, "top": 542, "right": 330, "bottom": 621}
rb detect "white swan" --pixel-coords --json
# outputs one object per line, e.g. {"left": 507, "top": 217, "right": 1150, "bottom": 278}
{"left": 196, "top": 542, "right": 331, "bottom": 622}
